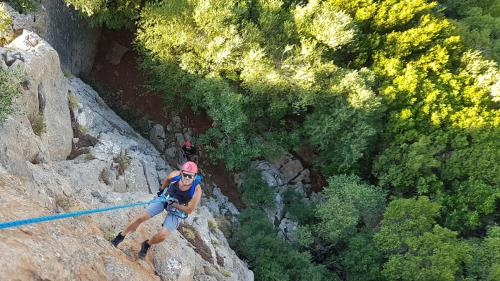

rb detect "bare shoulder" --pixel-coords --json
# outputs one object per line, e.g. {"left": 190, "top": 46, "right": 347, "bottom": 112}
{"left": 168, "top": 170, "right": 181, "bottom": 179}
{"left": 195, "top": 184, "right": 202, "bottom": 193}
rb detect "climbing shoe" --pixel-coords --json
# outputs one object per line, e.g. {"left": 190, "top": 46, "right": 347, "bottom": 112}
{"left": 111, "top": 232, "right": 125, "bottom": 247}
{"left": 139, "top": 240, "right": 151, "bottom": 259}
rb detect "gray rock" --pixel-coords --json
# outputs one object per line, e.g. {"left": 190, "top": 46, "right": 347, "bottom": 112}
{"left": 171, "top": 116, "right": 182, "bottom": 131}
{"left": 251, "top": 161, "right": 285, "bottom": 187}
{"left": 175, "top": 133, "right": 185, "bottom": 147}
{"left": 4, "top": 51, "right": 23, "bottom": 66}
{"left": 8, "top": 30, "right": 73, "bottom": 161}
{"left": 271, "top": 153, "right": 305, "bottom": 183}
{"left": 105, "top": 41, "right": 129, "bottom": 65}
{"left": 0, "top": 57, "right": 7, "bottom": 69}
{"left": 149, "top": 123, "right": 166, "bottom": 152}
{"left": 0, "top": 28, "right": 254, "bottom": 280}
{"left": 33, "top": 151, "right": 49, "bottom": 164}
{"left": 165, "top": 147, "right": 177, "bottom": 159}
{"left": 278, "top": 217, "right": 299, "bottom": 242}
{"left": 1, "top": 2, "right": 48, "bottom": 38}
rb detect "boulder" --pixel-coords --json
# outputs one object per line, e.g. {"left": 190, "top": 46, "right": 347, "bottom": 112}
{"left": 105, "top": 41, "right": 129, "bottom": 65}
{"left": 0, "top": 2, "right": 49, "bottom": 40}
{"left": 8, "top": 30, "right": 73, "bottom": 161}
{"left": 270, "top": 152, "right": 306, "bottom": 183}
{"left": 148, "top": 123, "right": 166, "bottom": 152}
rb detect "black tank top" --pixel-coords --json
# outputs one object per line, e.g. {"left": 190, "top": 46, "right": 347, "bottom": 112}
{"left": 167, "top": 182, "right": 193, "bottom": 205}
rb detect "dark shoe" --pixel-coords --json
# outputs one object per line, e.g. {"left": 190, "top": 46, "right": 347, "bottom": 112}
{"left": 111, "top": 232, "right": 125, "bottom": 247}
{"left": 139, "top": 240, "right": 151, "bottom": 259}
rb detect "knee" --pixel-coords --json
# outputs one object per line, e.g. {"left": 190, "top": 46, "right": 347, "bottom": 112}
{"left": 158, "top": 229, "right": 170, "bottom": 241}
{"left": 136, "top": 212, "right": 150, "bottom": 223}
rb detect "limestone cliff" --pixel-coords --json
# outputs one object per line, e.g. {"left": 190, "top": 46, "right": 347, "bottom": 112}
{"left": 0, "top": 30, "right": 253, "bottom": 281}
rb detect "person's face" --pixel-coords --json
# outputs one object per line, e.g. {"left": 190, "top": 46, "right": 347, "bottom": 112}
{"left": 181, "top": 171, "right": 195, "bottom": 185}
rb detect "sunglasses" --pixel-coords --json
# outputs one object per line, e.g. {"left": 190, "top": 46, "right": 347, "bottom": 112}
{"left": 182, "top": 172, "right": 195, "bottom": 179}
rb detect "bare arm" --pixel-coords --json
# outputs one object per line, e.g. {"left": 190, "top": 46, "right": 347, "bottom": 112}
{"left": 160, "top": 170, "right": 181, "bottom": 191}
{"left": 172, "top": 185, "right": 202, "bottom": 215}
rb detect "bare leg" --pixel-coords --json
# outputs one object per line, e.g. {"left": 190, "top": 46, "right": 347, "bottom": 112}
{"left": 148, "top": 228, "right": 171, "bottom": 245}
{"left": 123, "top": 212, "right": 151, "bottom": 236}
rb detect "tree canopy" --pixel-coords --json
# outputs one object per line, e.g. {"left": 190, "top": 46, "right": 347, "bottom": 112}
{"left": 62, "top": 0, "right": 499, "bottom": 280}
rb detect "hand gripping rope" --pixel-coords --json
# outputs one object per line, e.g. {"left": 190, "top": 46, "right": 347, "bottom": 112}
{"left": 0, "top": 194, "right": 182, "bottom": 230}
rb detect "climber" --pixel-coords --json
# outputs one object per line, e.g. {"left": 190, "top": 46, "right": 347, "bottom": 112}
{"left": 181, "top": 139, "right": 199, "bottom": 164}
{"left": 111, "top": 161, "right": 202, "bottom": 259}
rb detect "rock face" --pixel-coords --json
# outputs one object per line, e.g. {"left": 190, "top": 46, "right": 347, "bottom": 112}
{"left": 0, "top": 30, "right": 73, "bottom": 175}
{"left": 1, "top": 1, "right": 100, "bottom": 76}
{"left": 0, "top": 29, "right": 253, "bottom": 281}
{"left": 238, "top": 153, "right": 316, "bottom": 242}
{"left": 41, "top": 0, "right": 101, "bottom": 76}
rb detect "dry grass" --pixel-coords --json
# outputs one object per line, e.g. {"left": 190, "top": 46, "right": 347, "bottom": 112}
{"left": 215, "top": 216, "right": 233, "bottom": 238}
{"left": 179, "top": 224, "right": 214, "bottom": 264}
{"left": 208, "top": 219, "right": 218, "bottom": 232}
{"left": 84, "top": 153, "right": 96, "bottom": 161}
{"left": 55, "top": 194, "right": 73, "bottom": 211}
{"left": 29, "top": 113, "right": 46, "bottom": 136}
{"left": 78, "top": 124, "right": 88, "bottom": 135}
{"left": 113, "top": 150, "right": 131, "bottom": 175}
{"left": 68, "top": 93, "right": 78, "bottom": 111}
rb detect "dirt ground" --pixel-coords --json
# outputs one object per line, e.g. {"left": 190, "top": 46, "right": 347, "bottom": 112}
{"left": 88, "top": 28, "right": 245, "bottom": 209}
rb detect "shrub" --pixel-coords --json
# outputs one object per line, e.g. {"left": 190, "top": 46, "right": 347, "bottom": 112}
{"left": 316, "top": 175, "right": 386, "bottom": 243}
{"left": 113, "top": 150, "right": 130, "bottom": 175}
{"left": 240, "top": 169, "right": 275, "bottom": 209}
{"left": 0, "top": 67, "right": 25, "bottom": 122}
{"left": 0, "top": 5, "right": 12, "bottom": 45}
{"left": 63, "top": 0, "right": 141, "bottom": 29}
{"left": 232, "top": 209, "right": 334, "bottom": 281}
{"left": 28, "top": 113, "right": 46, "bottom": 136}
{"left": 68, "top": 93, "right": 78, "bottom": 111}
{"left": 8, "top": 0, "right": 37, "bottom": 14}
{"left": 282, "top": 190, "right": 314, "bottom": 224}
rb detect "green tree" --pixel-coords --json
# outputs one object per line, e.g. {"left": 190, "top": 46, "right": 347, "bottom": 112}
{"left": 374, "top": 197, "right": 470, "bottom": 281}
{"left": 316, "top": 175, "right": 386, "bottom": 243}
{"left": 64, "top": 0, "right": 143, "bottom": 28}
{"left": 232, "top": 209, "right": 334, "bottom": 281}
{"left": 465, "top": 226, "right": 500, "bottom": 281}
{"left": 240, "top": 169, "right": 275, "bottom": 208}
{"left": 340, "top": 231, "right": 383, "bottom": 281}
{"left": 381, "top": 225, "right": 469, "bottom": 281}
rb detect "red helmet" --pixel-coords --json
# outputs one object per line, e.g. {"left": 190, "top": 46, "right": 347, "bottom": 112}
{"left": 182, "top": 161, "right": 198, "bottom": 174}
{"left": 183, "top": 139, "right": 193, "bottom": 148}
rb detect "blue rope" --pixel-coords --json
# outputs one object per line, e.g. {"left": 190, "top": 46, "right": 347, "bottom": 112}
{"left": 0, "top": 197, "right": 166, "bottom": 230}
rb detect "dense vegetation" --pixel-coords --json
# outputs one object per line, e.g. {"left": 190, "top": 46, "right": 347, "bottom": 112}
{"left": 59, "top": 0, "right": 500, "bottom": 280}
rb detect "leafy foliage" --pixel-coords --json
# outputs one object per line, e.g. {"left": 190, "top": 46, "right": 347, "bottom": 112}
{"left": 0, "top": 4, "right": 12, "bottom": 46}
{"left": 316, "top": 175, "right": 386, "bottom": 243}
{"left": 340, "top": 231, "right": 383, "bottom": 281}
{"left": 374, "top": 197, "right": 470, "bottom": 281}
{"left": 282, "top": 190, "right": 315, "bottom": 224}
{"left": 240, "top": 169, "right": 275, "bottom": 209}
{"left": 0, "top": 5, "right": 12, "bottom": 31}
{"left": 0, "top": 67, "right": 26, "bottom": 122}
{"left": 231, "top": 209, "right": 336, "bottom": 281}
{"left": 8, "top": 0, "right": 37, "bottom": 13}
{"left": 72, "top": 0, "right": 500, "bottom": 279}
{"left": 136, "top": 0, "right": 384, "bottom": 175}
{"left": 63, "top": 0, "right": 143, "bottom": 28}
{"left": 465, "top": 226, "right": 500, "bottom": 281}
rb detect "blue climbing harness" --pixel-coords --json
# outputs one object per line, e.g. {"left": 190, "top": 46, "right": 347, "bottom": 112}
{"left": 160, "top": 175, "right": 202, "bottom": 219}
